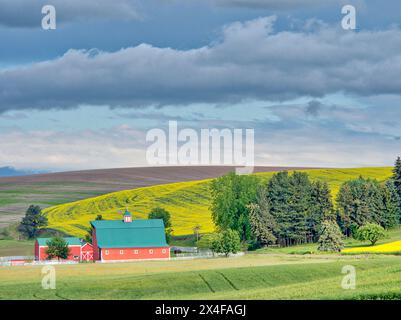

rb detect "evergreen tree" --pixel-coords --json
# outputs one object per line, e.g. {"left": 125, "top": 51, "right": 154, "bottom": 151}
{"left": 392, "top": 156, "right": 401, "bottom": 205}
{"left": 248, "top": 188, "right": 277, "bottom": 246}
{"left": 381, "top": 180, "right": 400, "bottom": 228}
{"left": 266, "top": 171, "right": 332, "bottom": 246}
{"left": 337, "top": 177, "right": 384, "bottom": 235}
{"left": 18, "top": 205, "right": 48, "bottom": 239}
{"left": 308, "top": 181, "right": 334, "bottom": 241}
{"left": 317, "top": 220, "right": 344, "bottom": 252}
{"left": 287, "top": 172, "right": 311, "bottom": 245}
{"left": 266, "top": 171, "right": 292, "bottom": 245}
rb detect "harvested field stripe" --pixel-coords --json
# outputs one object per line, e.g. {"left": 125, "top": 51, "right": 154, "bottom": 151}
{"left": 217, "top": 272, "right": 239, "bottom": 291}
{"left": 198, "top": 273, "right": 215, "bottom": 293}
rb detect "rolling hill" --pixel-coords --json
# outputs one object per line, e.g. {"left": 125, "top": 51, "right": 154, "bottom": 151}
{"left": 0, "top": 166, "right": 297, "bottom": 230}
{"left": 44, "top": 167, "right": 393, "bottom": 237}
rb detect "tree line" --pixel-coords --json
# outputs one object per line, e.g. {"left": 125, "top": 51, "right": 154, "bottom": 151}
{"left": 211, "top": 157, "right": 401, "bottom": 250}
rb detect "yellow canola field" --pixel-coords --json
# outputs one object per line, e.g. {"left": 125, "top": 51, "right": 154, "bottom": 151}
{"left": 343, "top": 240, "right": 401, "bottom": 254}
{"left": 44, "top": 167, "right": 393, "bottom": 237}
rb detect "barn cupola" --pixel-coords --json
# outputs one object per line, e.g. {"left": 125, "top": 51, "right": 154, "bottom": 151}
{"left": 123, "top": 209, "right": 132, "bottom": 223}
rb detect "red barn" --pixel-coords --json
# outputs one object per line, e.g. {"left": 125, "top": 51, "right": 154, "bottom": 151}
{"left": 34, "top": 237, "right": 82, "bottom": 261}
{"left": 91, "top": 210, "right": 170, "bottom": 262}
{"left": 81, "top": 243, "right": 94, "bottom": 262}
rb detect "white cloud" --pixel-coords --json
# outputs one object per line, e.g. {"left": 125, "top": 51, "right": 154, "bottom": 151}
{"left": 0, "top": 125, "right": 147, "bottom": 170}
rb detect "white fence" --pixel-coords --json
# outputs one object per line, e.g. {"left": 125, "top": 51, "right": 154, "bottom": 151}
{"left": 0, "top": 256, "right": 79, "bottom": 267}
{"left": 0, "top": 250, "right": 245, "bottom": 266}
{"left": 0, "top": 256, "right": 34, "bottom": 261}
{"left": 172, "top": 251, "right": 244, "bottom": 260}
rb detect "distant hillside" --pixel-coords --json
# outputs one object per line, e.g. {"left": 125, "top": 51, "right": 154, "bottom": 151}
{"left": 0, "top": 166, "right": 46, "bottom": 177}
{"left": 44, "top": 167, "right": 393, "bottom": 237}
{"left": 0, "top": 166, "right": 306, "bottom": 229}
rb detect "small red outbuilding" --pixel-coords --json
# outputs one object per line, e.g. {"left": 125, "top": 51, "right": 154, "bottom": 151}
{"left": 34, "top": 237, "right": 85, "bottom": 262}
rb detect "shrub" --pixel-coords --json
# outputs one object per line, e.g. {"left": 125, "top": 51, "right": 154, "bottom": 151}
{"left": 318, "top": 220, "right": 344, "bottom": 252}
{"left": 210, "top": 229, "right": 241, "bottom": 257}
{"left": 356, "top": 223, "right": 386, "bottom": 246}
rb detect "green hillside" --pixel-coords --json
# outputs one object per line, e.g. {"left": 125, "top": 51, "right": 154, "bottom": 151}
{"left": 44, "top": 167, "right": 393, "bottom": 237}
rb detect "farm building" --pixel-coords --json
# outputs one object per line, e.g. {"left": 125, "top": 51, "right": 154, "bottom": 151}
{"left": 91, "top": 210, "right": 170, "bottom": 262}
{"left": 34, "top": 237, "right": 91, "bottom": 262}
{"left": 81, "top": 242, "right": 94, "bottom": 262}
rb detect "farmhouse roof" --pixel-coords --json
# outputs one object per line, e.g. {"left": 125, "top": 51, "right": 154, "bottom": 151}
{"left": 123, "top": 209, "right": 132, "bottom": 216}
{"left": 36, "top": 237, "right": 82, "bottom": 246}
{"left": 90, "top": 219, "right": 168, "bottom": 249}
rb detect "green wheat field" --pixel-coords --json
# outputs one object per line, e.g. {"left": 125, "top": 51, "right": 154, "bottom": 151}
{"left": 1, "top": 254, "right": 401, "bottom": 300}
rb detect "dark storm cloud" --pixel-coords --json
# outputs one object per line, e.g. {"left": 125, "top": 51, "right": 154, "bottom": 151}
{"left": 1, "top": 16, "right": 401, "bottom": 112}
{"left": 0, "top": 0, "right": 140, "bottom": 27}
{"left": 305, "top": 100, "right": 323, "bottom": 117}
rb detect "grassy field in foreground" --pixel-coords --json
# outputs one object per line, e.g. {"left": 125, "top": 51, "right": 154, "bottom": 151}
{"left": 1, "top": 254, "right": 401, "bottom": 300}
{"left": 44, "top": 167, "right": 393, "bottom": 237}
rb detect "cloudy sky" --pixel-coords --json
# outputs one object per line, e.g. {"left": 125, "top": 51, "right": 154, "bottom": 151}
{"left": 0, "top": 0, "right": 400, "bottom": 171}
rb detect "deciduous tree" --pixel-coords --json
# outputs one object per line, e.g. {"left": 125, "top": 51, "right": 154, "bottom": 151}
{"left": 210, "top": 172, "right": 259, "bottom": 241}
{"left": 210, "top": 229, "right": 241, "bottom": 257}
{"left": 46, "top": 237, "right": 70, "bottom": 261}
{"left": 356, "top": 223, "right": 386, "bottom": 246}
{"left": 148, "top": 207, "right": 173, "bottom": 243}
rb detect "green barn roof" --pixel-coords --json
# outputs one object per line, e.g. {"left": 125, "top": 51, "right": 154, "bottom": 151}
{"left": 123, "top": 209, "right": 132, "bottom": 216}
{"left": 90, "top": 219, "right": 168, "bottom": 249}
{"left": 36, "top": 237, "right": 82, "bottom": 246}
